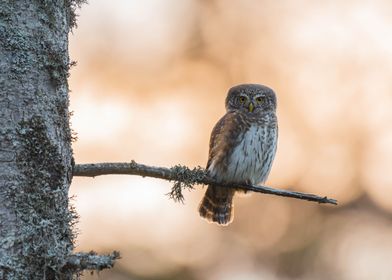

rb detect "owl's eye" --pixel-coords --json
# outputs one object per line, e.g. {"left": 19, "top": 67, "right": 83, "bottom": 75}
{"left": 238, "top": 96, "right": 247, "bottom": 104}
{"left": 255, "top": 96, "right": 264, "bottom": 104}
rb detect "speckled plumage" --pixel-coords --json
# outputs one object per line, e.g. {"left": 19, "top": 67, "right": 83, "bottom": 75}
{"left": 199, "top": 84, "right": 278, "bottom": 225}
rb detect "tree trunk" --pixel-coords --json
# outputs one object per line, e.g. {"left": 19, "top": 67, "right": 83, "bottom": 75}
{"left": 0, "top": 1, "right": 78, "bottom": 279}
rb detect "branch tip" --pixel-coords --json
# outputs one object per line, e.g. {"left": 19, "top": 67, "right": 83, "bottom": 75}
{"left": 63, "top": 251, "right": 120, "bottom": 273}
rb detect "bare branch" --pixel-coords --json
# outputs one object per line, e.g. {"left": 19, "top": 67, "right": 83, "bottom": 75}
{"left": 62, "top": 251, "right": 120, "bottom": 273}
{"left": 73, "top": 161, "right": 338, "bottom": 205}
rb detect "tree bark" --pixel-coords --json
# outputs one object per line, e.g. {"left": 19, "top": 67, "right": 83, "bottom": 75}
{"left": 0, "top": 1, "right": 83, "bottom": 279}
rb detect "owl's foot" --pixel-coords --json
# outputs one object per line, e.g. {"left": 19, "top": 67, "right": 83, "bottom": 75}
{"left": 235, "top": 180, "right": 253, "bottom": 197}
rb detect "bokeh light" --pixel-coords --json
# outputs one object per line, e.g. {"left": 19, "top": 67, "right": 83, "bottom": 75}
{"left": 69, "top": 1, "right": 392, "bottom": 279}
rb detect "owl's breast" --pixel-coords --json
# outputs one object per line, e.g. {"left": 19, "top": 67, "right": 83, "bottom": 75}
{"left": 211, "top": 124, "right": 277, "bottom": 185}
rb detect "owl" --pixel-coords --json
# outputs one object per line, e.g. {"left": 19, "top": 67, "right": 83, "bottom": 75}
{"left": 199, "top": 84, "right": 278, "bottom": 225}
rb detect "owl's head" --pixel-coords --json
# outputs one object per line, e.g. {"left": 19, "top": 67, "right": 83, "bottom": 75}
{"left": 225, "top": 84, "right": 277, "bottom": 114}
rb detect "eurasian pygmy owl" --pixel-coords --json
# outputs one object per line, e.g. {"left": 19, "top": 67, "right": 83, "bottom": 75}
{"left": 199, "top": 84, "right": 278, "bottom": 225}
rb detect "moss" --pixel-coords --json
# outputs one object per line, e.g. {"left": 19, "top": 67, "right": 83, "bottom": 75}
{"left": 3, "top": 116, "right": 78, "bottom": 279}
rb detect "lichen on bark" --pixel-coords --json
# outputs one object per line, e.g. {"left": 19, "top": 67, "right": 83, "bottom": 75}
{"left": 65, "top": 0, "right": 88, "bottom": 29}
{"left": 0, "top": 2, "right": 118, "bottom": 278}
{"left": 0, "top": 1, "right": 78, "bottom": 279}
{"left": 1, "top": 116, "right": 79, "bottom": 279}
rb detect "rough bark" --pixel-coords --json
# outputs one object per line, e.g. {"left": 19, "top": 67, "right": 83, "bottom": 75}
{"left": 0, "top": 1, "right": 84, "bottom": 279}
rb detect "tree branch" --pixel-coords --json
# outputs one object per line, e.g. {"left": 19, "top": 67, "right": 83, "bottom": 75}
{"left": 62, "top": 251, "right": 120, "bottom": 273}
{"left": 73, "top": 161, "right": 338, "bottom": 205}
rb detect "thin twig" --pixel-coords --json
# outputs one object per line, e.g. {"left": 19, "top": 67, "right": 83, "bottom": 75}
{"left": 73, "top": 161, "right": 338, "bottom": 205}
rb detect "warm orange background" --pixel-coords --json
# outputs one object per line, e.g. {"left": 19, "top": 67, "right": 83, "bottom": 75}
{"left": 69, "top": 1, "right": 392, "bottom": 279}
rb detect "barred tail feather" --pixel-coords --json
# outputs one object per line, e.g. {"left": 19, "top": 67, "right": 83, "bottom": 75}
{"left": 199, "top": 185, "right": 235, "bottom": 225}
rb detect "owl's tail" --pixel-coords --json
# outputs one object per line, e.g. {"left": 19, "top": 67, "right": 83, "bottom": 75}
{"left": 199, "top": 185, "right": 235, "bottom": 225}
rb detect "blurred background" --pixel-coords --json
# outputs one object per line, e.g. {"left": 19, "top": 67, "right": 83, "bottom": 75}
{"left": 69, "top": 0, "right": 392, "bottom": 279}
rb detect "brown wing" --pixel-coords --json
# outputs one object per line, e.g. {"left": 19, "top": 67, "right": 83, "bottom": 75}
{"left": 206, "top": 111, "right": 249, "bottom": 173}
{"left": 201, "top": 111, "right": 248, "bottom": 225}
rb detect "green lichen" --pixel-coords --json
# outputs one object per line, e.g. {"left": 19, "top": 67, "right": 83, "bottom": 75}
{"left": 168, "top": 165, "right": 206, "bottom": 203}
{"left": 0, "top": 1, "right": 79, "bottom": 86}
{"left": 0, "top": 27, "right": 35, "bottom": 78}
{"left": 35, "top": 0, "right": 57, "bottom": 29}
{"left": 0, "top": 24, "right": 64, "bottom": 86}
{"left": 45, "top": 45, "right": 70, "bottom": 87}
{"left": 3, "top": 116, "right": 78, "bottom": 279}
{"left": 65, "top": 0, "right": 88, "bottom": 30}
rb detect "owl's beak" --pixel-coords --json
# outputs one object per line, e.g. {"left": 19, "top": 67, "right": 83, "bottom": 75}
{"left": 248, "top": 102, "right": 254, "bottom": 113}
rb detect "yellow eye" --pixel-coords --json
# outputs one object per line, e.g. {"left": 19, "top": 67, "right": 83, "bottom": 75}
{"left": 255, "top": 96, "right": 264, "bottom": 104}
{"left": 238, "top": 96, "right": 246, "bottom": 103}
